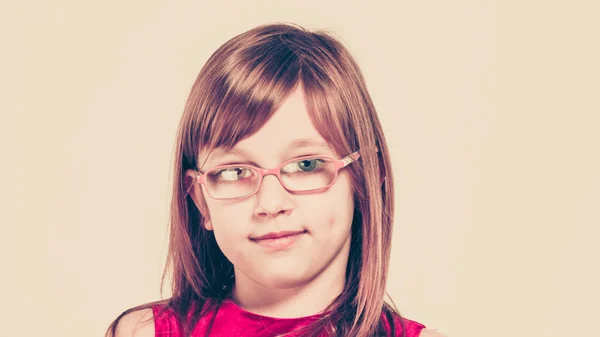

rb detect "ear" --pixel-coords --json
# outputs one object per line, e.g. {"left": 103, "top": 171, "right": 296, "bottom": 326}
{"left": 184, "top": 169, "right": 213, "bottom": 231}
{"left": 203, "top": 218, "right": 213, "bottom": 231}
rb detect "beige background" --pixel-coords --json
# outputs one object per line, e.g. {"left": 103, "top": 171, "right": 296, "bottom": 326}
{"left": 2, "top": 1, "right": 599, "bottom": 337}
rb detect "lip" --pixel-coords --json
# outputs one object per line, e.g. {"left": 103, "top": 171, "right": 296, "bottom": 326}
{"left": 251, "top": 230, "right": 307, "bottom": 250}
{"left": 252, "top": 230, "right": 307, "bottom": 241}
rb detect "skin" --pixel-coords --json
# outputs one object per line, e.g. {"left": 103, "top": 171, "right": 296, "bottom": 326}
{"left": 115, "top": 89, "right": 448, "bottom": 337}
{"left": 187, "top": 87, "right": 355, "bottom": 318}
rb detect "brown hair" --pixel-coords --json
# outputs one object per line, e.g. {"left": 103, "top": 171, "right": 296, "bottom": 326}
{"left": 106, "top": 22, "right": 404, "bottom": 337}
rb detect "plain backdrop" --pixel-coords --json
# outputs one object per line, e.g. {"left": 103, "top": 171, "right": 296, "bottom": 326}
{"left": 2, "top": 1, "right": 599, "bottom": 337}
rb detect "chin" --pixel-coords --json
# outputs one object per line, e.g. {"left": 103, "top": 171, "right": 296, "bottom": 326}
{"left": 258, "top": 267, "right": 315, "bottom": 290}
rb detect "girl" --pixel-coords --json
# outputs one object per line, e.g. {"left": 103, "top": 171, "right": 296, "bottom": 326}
{"left": 107, "top": 23, "right": 444, "bottom": 337}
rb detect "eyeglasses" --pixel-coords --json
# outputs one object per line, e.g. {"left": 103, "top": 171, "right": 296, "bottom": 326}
{"left": 190, "top": 150, "right": 361, "bottom": 200}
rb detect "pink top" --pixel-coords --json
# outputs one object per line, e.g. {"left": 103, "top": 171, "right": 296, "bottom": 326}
{"left": 151, "top": 299, "right": 426, "bottom": 336}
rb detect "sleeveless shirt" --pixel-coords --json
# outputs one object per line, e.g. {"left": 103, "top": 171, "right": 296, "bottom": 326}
{"left": 151, "top": 299, "right": 426, "bottom": 337}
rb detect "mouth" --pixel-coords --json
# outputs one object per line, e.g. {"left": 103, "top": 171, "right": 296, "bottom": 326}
{"left": 250, "top": 230, "right": 307, "bottom": 250}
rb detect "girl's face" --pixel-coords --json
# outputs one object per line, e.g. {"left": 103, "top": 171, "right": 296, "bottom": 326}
{"left": 187, "top": 88, "right": 355, "bottom": 290}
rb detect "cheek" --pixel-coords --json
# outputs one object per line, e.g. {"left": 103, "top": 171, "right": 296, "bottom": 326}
{"left": 206, "top": 205, "right": 254, "bottom": 263}
{"left": 209, "top": 206, "right": 249, "bottom": 234}
{"left": 203, "top": 197, "right": 254, "bottom": 241}
{"left": 304, "top": 184, "right": 354, "bottom": 233}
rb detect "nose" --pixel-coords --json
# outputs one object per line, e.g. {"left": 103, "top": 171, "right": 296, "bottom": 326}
{"left": 254, "top": 174, "right": 293, "bottom": 218}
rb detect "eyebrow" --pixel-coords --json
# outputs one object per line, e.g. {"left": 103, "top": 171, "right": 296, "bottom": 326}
{"left": 289, "top": 139, "right": 330, "bottom": 149}
{"left": 209, "top": 138, "right": 330, "bottom": 161}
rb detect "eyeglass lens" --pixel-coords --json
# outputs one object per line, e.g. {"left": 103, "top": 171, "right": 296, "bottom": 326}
{"left": 204, "top": 157, "right": 336, "bottom": 199}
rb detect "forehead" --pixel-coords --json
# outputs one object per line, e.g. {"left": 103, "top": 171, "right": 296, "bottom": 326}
{"left": 240, "top": 88, "right": 323, "bottom": 146}
{"left": 201, "top": 88, "right": 333, "bottom": 164}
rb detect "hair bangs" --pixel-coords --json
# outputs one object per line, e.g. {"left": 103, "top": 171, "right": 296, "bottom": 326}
{"left": 194, "top": 39, "right": 302, "bottom": 166}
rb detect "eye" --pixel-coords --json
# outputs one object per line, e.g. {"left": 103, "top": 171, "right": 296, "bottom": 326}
{"left": 282, "top": 158, "right": 326, "bottom": 173}
{"left": 211, "top": 167, "right": 253, "bottom": 181}
{"left": 298, "top": 159, "right": 317, "bottom": 171}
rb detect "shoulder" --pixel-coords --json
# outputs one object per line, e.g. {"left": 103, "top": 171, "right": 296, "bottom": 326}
{"left": 418, "top": 328, "right": 448, "bottom": 337}
{"left": 114, "top": 308, "right": 155, "bottom": 337}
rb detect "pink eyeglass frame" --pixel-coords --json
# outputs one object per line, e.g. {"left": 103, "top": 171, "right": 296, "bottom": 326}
{"left": 192, "top": 150, "right": 361, "bottom": 200}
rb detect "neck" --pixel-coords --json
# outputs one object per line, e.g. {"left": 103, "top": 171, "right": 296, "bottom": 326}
{"left": 229, "top": 238, "right": 351, "bottom": 318}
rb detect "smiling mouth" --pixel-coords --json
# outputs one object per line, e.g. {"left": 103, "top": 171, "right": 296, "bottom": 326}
{"left": 251, "top": 230, "right": 307, "bottom": 250}
{"left": 252, "top": 230, "right": 307, "bottom": 240}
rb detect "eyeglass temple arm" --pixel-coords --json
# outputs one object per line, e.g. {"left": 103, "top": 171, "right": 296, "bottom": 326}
{"left": 342, "top": 151, "right": 361, "bottom": 167}
{"left": 341, "top": 147, "right": 380, "bottom": 167}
